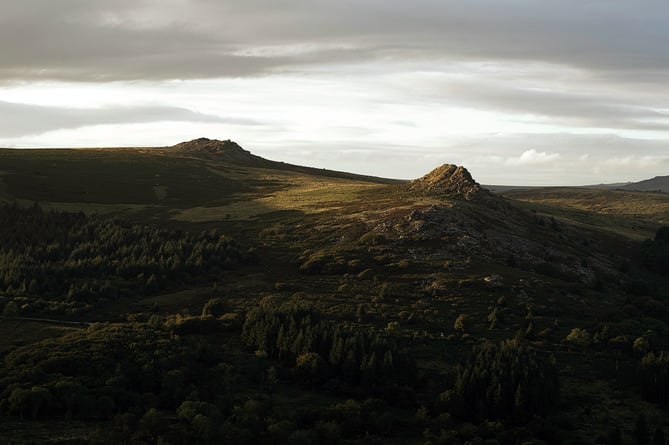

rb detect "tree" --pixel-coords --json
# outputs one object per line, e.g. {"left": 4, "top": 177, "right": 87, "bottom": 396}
{"left": 454, "top": 314, "right": 467, "bottom": 334}
{"left": 54, "top": 379, "right": 87, "bottom": 420}
{"left": 97, "top": 395, "right": 116, "bottom": 419}
{"left": 191, "top": 414, "right": 215, "bottom": 443}
{"left": 607, "top": 426, "right": 622, "bottom": 445}
{"left": 139, "top": 408, "right": 167, "bottom": 445}
{"left": 566, "top": 328, "right": 591, "bottom": 348}
{"left": 29, "top": 386, "right": 52, "bottom": 420}
{"left": 355, "top": 304, "right": 366, "bottom": 323}
{"left": 201, "top": 297, "right": 227, "bottom": 317}
{"left": 444, "top": 340, "right": 560, "bottom": 422}
{"left": 3, "top": 301, "right": 18, "bottom": 318}
{"left": 8, "top": 387, "right": 31, "bottom": 420}
{"left": 295, "top": 352, "right": 326, "bottom": 389}
{"left": 633, "top": 337, "right": 650, "bottom": 355}
{"left": 653, "top": 427, "right": 666, "bottom": 445}
{"left": 384, "top": 321, "right": 400, "bottom": 335}
{"left": 634, "top": 413, "right": 650, "bottom": 445}
{"left": 642, "top": 226, "right": 669, "bottom": 275}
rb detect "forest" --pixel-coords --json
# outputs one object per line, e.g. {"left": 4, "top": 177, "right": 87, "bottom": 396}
{"left": 0, "top": 203, "right": 241, "bottom": 317}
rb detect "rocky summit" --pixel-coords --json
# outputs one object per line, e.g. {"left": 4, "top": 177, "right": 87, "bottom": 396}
{"left": 409, "top": 164, "right": 488, "bottom": 201}
{"left": 171, "top": 138, "right": 264, "bottom": 165}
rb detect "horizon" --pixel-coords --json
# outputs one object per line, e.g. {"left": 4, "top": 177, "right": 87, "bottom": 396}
{"left": 0, "top": 137, "right": 655, "bottom": 188}
{"left": 2, "top": 2, "right": 669, "bottom": 186}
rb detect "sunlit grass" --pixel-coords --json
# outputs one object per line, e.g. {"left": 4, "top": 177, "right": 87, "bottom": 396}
{"left": 173, "top": 174, "right": 384, "bottom": 221}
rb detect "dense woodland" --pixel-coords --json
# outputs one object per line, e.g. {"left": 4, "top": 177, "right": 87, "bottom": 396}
{"left": 0, "top": 203, "right": 241, "bottom": 316}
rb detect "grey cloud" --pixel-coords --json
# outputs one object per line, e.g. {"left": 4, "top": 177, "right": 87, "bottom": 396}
{"left": 409, "top": 78, "right": 669, "bottom": 132}
{"left": 2, "top": 1, "right": 669, "bottom": 82}
{"left": 0, "top": 100, "right": 257, "bottom": 137}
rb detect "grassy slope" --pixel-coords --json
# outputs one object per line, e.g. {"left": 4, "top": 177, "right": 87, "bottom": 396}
{"left": 501, "top": 187, "right": 669, "bottom": 239}
{"left": 0, "top": 148, "right": 393, "bottom": 222}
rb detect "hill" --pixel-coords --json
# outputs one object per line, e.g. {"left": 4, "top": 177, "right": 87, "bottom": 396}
{"left": 620, "top": 175, "right": 669, "bottom": 193}
{"left": 170, "top": 137, "right": 266, "bottom": 165}
{"left": 1, "top": 139, "right": 668, "bottom": 443}
{"left": 0, "top": 138, "right": 398, "bottom": 221}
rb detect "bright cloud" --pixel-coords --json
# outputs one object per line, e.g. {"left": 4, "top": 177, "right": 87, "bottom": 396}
{"left": 507, "top": 149, "right": 561, "bottom": 165}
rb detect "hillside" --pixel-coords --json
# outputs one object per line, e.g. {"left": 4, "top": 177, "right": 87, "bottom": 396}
{"left": 0, "top": 139, "right": 398, "bottom": 221}
{"left": 1, "top": 140, "right": 668, "bottom": 443}
{"left": 621, "top": 175, "right": 669, "bottom": 193}
{"left": 501, "top": 187, "right": 669, "bottom": 239}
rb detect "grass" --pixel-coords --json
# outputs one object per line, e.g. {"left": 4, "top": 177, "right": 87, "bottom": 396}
{"left": 0, "top": 148, "right": 392, "bottom": 225}
{"left": 173, "top": 172, "right": 383, "bottom": 222}
{"left": 0, "top": 148, "right": 246, "bottom": 209}
{"left": 503, "top": 187, "right": 669, "bottom": 239}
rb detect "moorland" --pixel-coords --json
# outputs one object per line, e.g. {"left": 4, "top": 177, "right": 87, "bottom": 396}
{"left": 0, "top": 138, "right": 668, "bottom": 444}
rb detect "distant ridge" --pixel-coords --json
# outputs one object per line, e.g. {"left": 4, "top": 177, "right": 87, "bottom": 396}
{"left": 410, "top": 164, "right": 490, "bottom": 201}
{"left": 169, "top": 138, "right": 401, "bottom": 184}
{"left": 620, "top": 175, "right": 669, "bottom": 193}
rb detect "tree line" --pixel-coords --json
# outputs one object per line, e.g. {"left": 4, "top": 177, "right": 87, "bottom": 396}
{"left": 0, "top": 203, "right": 241, "bottom": 315}
{"left": 241, "top": 303, "right": 417, "bottom": 391}
{"left": 438, "top": 340, "right": 560, "bottom": 424}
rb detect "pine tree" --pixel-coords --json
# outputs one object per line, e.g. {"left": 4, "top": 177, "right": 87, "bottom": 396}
{"left": 653, "top": 427, "right": 665, "bottom": 445}
{"left": 634, "top": 413, "right": 650, "bottom": 445}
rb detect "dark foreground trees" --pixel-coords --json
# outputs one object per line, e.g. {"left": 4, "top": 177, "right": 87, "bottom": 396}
{"left": 642, "top": 226, "right": 669, "bottom": 275}
{"left": 439, "top": 340, "right": 560, "bottom": 423}
{"left": 241, "top": 303, "right": 416, "bottom": 390}
{"left": 0, "top": 203, "right": 241, "bottom": 315}
{"left": 640, "top": 351, "right": 669, "bottom": 406}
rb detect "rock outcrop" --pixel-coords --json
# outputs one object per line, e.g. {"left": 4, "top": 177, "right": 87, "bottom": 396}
{"left": 171, "top": 138, "right": 266, "bottom": 165}
{"left": 409, "top": 164, "right": 489, "bottom": 201}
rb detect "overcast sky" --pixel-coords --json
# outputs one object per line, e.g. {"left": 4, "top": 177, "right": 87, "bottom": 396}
{"left": 2, "top": 0, "right": 669, "bottom": 185}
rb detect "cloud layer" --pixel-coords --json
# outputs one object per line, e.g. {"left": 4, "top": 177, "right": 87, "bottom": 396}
{"left": 2, "top": 1, "right": 669, "bottom": 185}
{"left": 3, "top": 1, "right": 669, "bottom": 83}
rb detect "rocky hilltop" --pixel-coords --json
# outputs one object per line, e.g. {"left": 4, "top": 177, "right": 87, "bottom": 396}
{"left": 409, "top": 164, "right": 490, "bottom": 201}
{"left": 170, "top": 138, "right": 267, "bottom": 165}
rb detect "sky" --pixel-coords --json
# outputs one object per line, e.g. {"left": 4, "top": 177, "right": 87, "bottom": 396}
{"left": 1, "top": 1, "right": 669, "bottom": 185}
